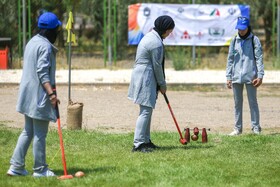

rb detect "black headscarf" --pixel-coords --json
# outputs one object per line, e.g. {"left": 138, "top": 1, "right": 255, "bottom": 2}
{"left": 38, "top": 26, "right": 60, "bottom": 44}
{"left": 154, "top": 15, "right": 175, "bottom": 39}
{"left": 153, "top": 16, "right": 174, "bottom": 92}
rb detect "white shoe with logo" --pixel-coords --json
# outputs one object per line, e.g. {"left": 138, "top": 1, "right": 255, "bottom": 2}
{"left": 33, "top": 169, "right": 56, "bottom": 177}
{"left": 7, "top": 169, "right": 29, "bottom": 176}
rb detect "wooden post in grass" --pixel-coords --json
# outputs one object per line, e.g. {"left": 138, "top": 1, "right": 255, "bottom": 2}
{"left": 65, "top": 11, "right": 83, "bottom": 130}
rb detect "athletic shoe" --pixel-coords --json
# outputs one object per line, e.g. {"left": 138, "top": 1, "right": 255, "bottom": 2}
{"left": 252, "top": 129, "right": 261, "bottom": 135}
{"left": 228, "top": 130, "right": 242, "bottom": 136}
{"left": 145, "top": 141, "right": 160, "bottom": 149}
{"left": 7, "top": 169, "right": 29, "bottom": 176}
{"left": 131, "top": 144, "right": 153, "bottom": 153}
{"left": 33, "top": 169, "right": 56, "bottom": 177}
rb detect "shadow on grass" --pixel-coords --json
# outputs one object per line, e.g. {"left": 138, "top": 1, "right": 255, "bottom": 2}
{"left": 158, "top": 143, "right": 214, "bottom": 151}
{"left": 54, "top": 166, "right": 116, "bottom": 176}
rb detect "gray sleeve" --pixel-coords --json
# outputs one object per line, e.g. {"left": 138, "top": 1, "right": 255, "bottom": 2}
{"left": 37, "top": 45, "right": 51, "bottom": 85}
{"left": 151, "top": 46, "right": 166, "bottom": 89}
{"left": 226, "top": 38, "right": 235, "bottom": 80}
{"left": 253, "top": 36, "right": 264, "bottom": 79}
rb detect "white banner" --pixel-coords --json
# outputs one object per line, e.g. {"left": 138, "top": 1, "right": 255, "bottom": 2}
{"left": 128, "top": 4, "right": 250, "bottom": 46}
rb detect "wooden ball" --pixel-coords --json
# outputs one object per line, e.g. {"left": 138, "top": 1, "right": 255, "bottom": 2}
{"left": 75, "top": 171, "right": 85, "bottom": 178}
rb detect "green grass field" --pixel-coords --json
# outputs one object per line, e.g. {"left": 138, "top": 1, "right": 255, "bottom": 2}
{"left": 1, "top": 124, "right": 280, "bottom": 187}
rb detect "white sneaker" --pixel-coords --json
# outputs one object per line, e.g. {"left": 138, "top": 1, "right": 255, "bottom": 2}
{"left": 253, "top": 130, "right": 261, "bottom": 135}
{"left": 33, "top": 169, "right": 56, "bottom": 177}
{"left": 7, "top": 169, "right": 29, "bottom": 176}
{"left": 228, "top": 130, "right": 241, "bottom": 136}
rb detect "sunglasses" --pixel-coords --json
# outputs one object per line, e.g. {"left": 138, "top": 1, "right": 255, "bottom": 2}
{"left": 238, "top": 16, "right": 249, "bottom": 21}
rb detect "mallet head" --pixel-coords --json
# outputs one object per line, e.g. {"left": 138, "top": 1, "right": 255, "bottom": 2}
{"left": 180, "top": 138, "right": 187, "bottom": 145}
{"left": 57, "top": 174, "right": 74, "bottom": 180}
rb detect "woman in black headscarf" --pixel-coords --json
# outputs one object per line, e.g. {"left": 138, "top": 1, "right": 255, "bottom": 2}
{"left": 128, "top": 15, "right": 175, "bottom": 153}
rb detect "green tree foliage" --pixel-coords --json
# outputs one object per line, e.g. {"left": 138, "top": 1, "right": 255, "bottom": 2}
{"left": 24, "top": 1, "right": 64, "bottom": 47}
{"left": 0, "top": 0, "right": 276, "bottom": 60}
{"left": 0, "top": 0, "right": 18, "bottom": 49}
{"left": 257, "top": 0, "right": 276, "bottom": 51}
{"left": 79, "top": 0, "right": 103, "bottom": 42}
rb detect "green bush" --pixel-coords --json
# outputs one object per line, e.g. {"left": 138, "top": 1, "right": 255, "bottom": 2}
{"left": 168, "top": 47, "right": 192, "bottom": 70}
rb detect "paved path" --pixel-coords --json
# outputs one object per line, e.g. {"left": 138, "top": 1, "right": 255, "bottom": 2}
{"left": 1, "top": 69, "right": 280, "bottom": 134}
{"left": 1, "top": 69, "right": 280, "bottom": 84}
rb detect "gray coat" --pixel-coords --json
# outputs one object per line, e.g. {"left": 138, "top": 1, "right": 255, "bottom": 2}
{"left": 16, "top": 34, "right": 58, "bottom": 122}
{"left": 226, "top": 33, "right": 264, "bottom": 84}
{"left": 128, "top": 30, "right": 166, "bottom": 108}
